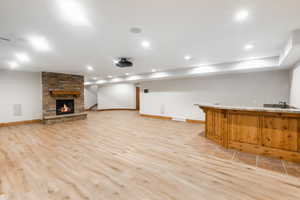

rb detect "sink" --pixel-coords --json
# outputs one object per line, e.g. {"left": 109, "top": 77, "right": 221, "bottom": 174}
{"left": 263, "top": 104, "right": 296, "bottom": 109}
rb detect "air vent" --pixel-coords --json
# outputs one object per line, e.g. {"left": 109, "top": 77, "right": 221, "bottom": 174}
{"left": 0, "top": 37, "right": 11, "bottom": 42}
{"left": 0, "top": 35, "right": 26, "bottom": 45}
{"left": 13, "top": 104, "right": 22, "bottom": 116}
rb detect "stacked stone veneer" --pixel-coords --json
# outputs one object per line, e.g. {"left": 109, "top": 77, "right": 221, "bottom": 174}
{"left": 42, "top": 72, "right": 86, "bottom": 124}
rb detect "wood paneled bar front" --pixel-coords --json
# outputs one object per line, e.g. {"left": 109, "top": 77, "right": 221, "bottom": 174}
{"left": 196, "top": 104, "right": 300, "bottom": 162}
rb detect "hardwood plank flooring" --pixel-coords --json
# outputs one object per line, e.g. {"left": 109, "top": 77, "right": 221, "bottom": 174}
{"left": 0, "top": 111, "right": 300, "bottom": 200}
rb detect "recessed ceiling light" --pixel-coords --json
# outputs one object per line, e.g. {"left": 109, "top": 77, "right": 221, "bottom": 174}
{"left": 28, "top": 36, "right": 51, "bottom": 52}
{"left": 92, "top": 77, "right": 98, "bottom": 80}
{"left": 142, "top": 40, "right": 150, "bottom": 48}
{"left": 107, "top": 75, "right": 113, "bottom": 78}
{"left": 125, "top": 73, "right": 130, "bottom": 76}
{"left": 8, "top": 61, "right": 19, "bottom": 69}
{"left": 244, "top": 44, "right": 254, "bottom": 50}
{"left": 184, "top": 55, "right": 192, "bottom": 60}
{"left": 58, "top": 0, "right": 90, "bottom": 26}
{"left": 151, "top": 69, "right": 157, "bottom": 72}
{"left": 86, "top": 65, "right": 94, "bottom": 71}
{"left": 235, "top": 10, "right": 249, "bottom": 22}
{"left": 15, "top": 53, "right": 30, "bottom": 63}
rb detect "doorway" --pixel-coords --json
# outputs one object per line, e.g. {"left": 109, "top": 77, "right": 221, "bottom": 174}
{"left": 136, "top": 87, "right": 140, "bottom": 110}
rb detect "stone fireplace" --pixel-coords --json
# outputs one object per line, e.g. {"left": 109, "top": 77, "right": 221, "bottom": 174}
{"left": 42, "top": 72, "right": 87, "bottom": 124}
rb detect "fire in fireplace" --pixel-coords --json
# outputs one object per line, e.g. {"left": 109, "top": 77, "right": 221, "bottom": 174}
{"left": 56, "top": 99, "right": 74, "bottom": 115}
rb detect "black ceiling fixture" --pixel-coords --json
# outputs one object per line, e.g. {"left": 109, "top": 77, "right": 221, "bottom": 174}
{"left": 115, "top": 58, "right": 133, "bottom": 68}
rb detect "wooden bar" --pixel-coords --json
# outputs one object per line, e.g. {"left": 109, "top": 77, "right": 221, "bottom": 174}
{"left": 197, "top": 104, "right": 300, "bottom": 162}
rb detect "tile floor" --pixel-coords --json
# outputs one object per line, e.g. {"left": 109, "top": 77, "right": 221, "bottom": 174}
{"left": 191, "top": 130, "right": 300, "bottom": 177}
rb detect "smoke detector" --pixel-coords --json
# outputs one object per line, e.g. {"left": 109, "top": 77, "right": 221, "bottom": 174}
{"left": 130, "top": 27, "right": 142, "bottom": 34}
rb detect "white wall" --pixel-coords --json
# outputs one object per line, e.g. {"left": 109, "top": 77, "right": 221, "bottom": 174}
{"left": 140, "top": 70, "right": 290, "bottom": 121}
{"left": 97, "top": 83, "right": 136, "bottom": 110}
{"left": 84, "top": 85, "right": 98, "bottom": 109}
{"left": 290, "top": 62, "right": 300, "bottom": 108}
{"left": 0, "top": 70, "right": 42, "bottom": 123}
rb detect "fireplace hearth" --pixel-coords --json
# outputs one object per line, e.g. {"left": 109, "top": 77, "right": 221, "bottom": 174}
{"left": 56, "top": 99, "right": 74, "bottom": 115}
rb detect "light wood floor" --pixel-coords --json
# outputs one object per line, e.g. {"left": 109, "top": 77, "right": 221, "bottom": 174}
{"left": 1, "top": 111, "right": 300, "bottom": 200}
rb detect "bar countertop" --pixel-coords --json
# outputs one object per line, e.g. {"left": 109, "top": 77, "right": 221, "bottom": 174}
{"left": 195, "top": 104, "right": 300, "bottom": 114}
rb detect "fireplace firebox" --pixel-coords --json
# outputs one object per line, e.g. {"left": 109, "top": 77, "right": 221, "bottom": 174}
{"left": 56, "top": 99, "right": 74, "bottom": 115}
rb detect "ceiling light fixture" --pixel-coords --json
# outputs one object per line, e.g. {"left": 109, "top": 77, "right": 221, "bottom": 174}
{"left": 235, "top": 10, "right": 249, "bottom": 22}
{"left": 125, "top": 73, "right": 130, "bottom": 76}
{"left": 58, "top": 0, "right": 90, "bottom": 26}
{"left": 8, "top": 61, "right": 19, "bottom": 69}
{"left": 244, "top": 44, "right": 254, "bottom": 50}
{"left": 15, "top": 53, "right": 30, "bottom": 63}
{"left": 151, "top": 69, "right": 157, "bottom": 72}
{"left": 92, "top": 77, "right": 98, "bottom": 80}
{"left": 107, "top": 75, "right": 113, "bottom": 78}
{"left": 86, "top": 65, "right": 94, "bottom": 71}
{"left": 142, "top": 40, "right": 150, "bottom": 48}
{"left": 184, "top": 55, "right": 192, "bottom": 60}
{"left": 28, "top": 36, "right": 51, "bottom": 52}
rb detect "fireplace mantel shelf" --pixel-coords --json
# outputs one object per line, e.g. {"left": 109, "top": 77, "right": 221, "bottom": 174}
{"left": 50, "top": 90, "right": 81, "bottom": 96}
{"left": 44, "top": 112, "right": 87, "bottom": 120}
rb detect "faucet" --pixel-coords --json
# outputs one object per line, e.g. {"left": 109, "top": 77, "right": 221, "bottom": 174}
{"left": 278, "top": 101, "right": 288, "bottom": 108}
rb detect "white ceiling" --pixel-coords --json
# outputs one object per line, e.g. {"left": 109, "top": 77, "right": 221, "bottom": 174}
{"left": 0, "top": 0, "right": 300, "bottom": 81}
